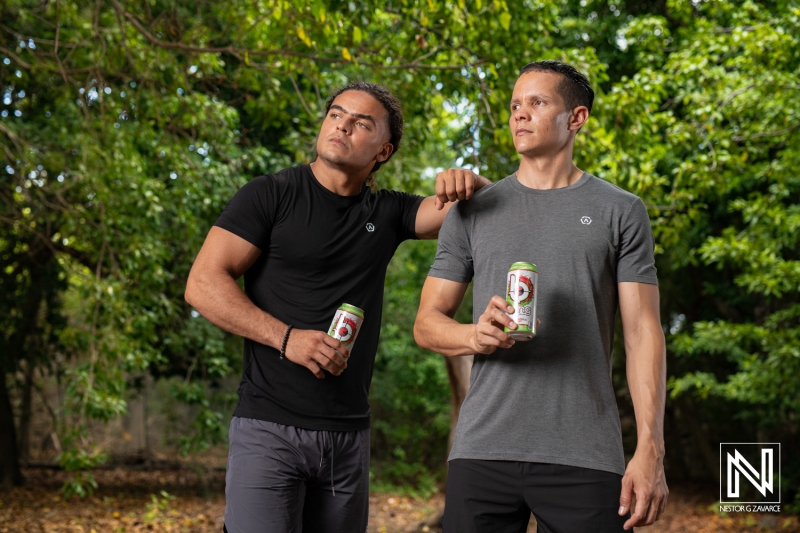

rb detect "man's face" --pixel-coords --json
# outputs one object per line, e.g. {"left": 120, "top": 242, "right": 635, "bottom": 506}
{"left": 508, "top": 71, "right": 575, "bottom": 157}
{"left": 315, "top": 90, "right": 393, "bottom": 173}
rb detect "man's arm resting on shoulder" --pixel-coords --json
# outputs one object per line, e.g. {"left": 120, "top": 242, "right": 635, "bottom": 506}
{"left": 617, "top": 281, "right": 669, "bottom": 530}
{"left": 415, "top": 169, "right": 492, "bottom": 239}
{"left": 184, "top": 226, "right": 348, "bottom": 379}
{"left": 413, "top": 276, "right": 517, "bottom": 356}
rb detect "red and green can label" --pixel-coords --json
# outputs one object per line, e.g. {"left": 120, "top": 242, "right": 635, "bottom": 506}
{"left": 505, "top": 262, "right": 538, "bottom": 340}
{"left": 328, "top": 303, "right": 365, "bottom": 349}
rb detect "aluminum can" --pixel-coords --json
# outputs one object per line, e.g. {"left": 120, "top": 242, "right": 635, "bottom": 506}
{"left": 327, "top": 303, "right": 365, "bottom": 349}
{"left": 505, "top": 262, "right": 538, "bottom": 341}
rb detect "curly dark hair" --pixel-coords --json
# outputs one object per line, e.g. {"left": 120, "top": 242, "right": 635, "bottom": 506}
{"left": 324, "top": 81, "right": 404, "bottom": 174}
{"left": 519, "top": 60, "right": 594, "bottom": 113}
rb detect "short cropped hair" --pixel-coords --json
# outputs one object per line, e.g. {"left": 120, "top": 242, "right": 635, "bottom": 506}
{"left": 519, "top": 60, "right": 594, "bottom": 113}
{"left": 325, "top": 81, "right": 403, "bottom": 174}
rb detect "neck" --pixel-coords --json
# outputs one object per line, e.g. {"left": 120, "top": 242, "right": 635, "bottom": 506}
{"left": 515, "top": 144, "right": 582, "bottom": 190}
{"left": 309, "top": 158, "right": 369, "bottom": 196}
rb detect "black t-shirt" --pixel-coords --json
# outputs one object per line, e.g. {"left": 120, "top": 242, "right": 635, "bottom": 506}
{"left": 214, "top": 164, "right": 424, "bottom": 431}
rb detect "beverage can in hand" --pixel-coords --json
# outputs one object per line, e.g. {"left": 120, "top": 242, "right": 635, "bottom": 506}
{"left": 505, "top": 262, "right": 538, "bottom": 341}
{"left": 327, "top": 303, "right": 365, "bottom": 349}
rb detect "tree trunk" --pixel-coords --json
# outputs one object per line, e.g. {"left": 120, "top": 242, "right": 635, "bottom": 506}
{"left": 0, "top": 241, "right": 54, "bottom": 485}
{"left": 444, "top": 355, "right": 473, "bottom": 455}
{"left": 0, "top": 373, "right": 23, "bottom": 488}
{"left": 677, "top": 396, "right": 720, "bottom": 483}
{"left": 432, "top": 355, "right": 474, "bottom": 526}
{"left": 17, "top": 361, "right": 34, "bottom": 464}
{"left": 662, "top": 401, "right": 689, "bottom": 482}
{"left": 123, "top": 387, "right": 148, "bottom": 459}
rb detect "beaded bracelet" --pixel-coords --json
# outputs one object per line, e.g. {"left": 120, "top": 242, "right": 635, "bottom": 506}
{"left": 279, "top": 324, "right": 294, "bottom": 359}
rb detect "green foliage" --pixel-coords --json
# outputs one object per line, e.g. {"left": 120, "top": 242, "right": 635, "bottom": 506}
{"left": 57, "top": 444, "right": 105, "bottom": 498}
{"left": 144, "top": 490, "right": 176, "bottom": 523}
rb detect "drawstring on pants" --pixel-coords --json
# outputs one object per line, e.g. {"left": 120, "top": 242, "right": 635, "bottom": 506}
{"left": 318, "top": 432, "right": 336, "bottom": 497}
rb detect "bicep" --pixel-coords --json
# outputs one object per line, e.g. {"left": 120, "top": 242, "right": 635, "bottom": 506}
{"left": 192, "top": 226, "right": 263, "bottom": 280}
{"left": 618, "top": 282, "right": 662, "bottom": 338}
{"left": 418, "top": 276, "right": 470, "bottom": 318}
{"left": 415, "top": 196, "right": 453, "bottom": 240}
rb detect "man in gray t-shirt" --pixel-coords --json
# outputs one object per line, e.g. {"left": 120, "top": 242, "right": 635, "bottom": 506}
{"left": 414, "top": 61, "right": 668, "bottom": 532}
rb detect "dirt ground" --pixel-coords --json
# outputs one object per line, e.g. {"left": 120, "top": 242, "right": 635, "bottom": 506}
{"left": 0, "top": 467, "right": 797, "bottom": 533}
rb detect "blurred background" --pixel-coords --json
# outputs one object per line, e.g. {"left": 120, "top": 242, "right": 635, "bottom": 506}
{"left": 1, "top": 0, "right": 798, "bottom": 530}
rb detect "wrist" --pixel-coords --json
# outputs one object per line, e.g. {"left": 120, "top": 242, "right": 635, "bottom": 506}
{"left": 467, "top": 323, "right": 481, "bottom": 354}
{"left": 634, "top": 437, "right": 665, "bottom": 461}
{"left": 279, "top": 324, "right": 294, "bottom": 359}
{"left": 261, "top": 313, "right": 288, "bottom": 350}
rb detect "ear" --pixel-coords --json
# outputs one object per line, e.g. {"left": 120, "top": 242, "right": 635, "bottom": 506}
{"left": 568, "top": 106, "right": 589, "bottom": 131}
{"left": 375, "top": 141, "right": 394, "bottom": 163}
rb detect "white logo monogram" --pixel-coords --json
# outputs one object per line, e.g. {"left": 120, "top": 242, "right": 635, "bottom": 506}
{"left": 580, "top": 216, "right": 592, "bottom": 225}
{"left": 720, "top": 443, "right": 781, "bottom": 504}
{"left": 728, "top": 449, "right": 774, "bottom": 498}
{"left": 365, "top": 223, "right": 375, "bottom": 232}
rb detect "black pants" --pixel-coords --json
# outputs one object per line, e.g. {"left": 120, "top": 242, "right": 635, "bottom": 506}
{"left": 443, "top": 459, "right": 629, "bottom": 533}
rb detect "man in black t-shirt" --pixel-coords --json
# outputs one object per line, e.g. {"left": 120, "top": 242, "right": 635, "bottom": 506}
{"left": 185, "top": 82, "right": 489, "bottom": 533}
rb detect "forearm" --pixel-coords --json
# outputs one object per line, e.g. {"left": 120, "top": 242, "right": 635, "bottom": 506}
{"left": 625, "top": 325, "right": 667, "bottom": 458}
{"left": 475, "top": 175, "right": 492, "bottom": 189}
{"left": 417, "top": 171, "right": 493, "bottom": 239}
{"left": 414, "top": 309, "right": 476, "bottom": 356}
{"left": 185, "top": 269, "right": 287, "bottom": 349}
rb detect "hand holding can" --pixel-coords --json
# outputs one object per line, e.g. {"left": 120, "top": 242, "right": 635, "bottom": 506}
{"left": 280, "top": 329, "right": 349, "bottom": 379}
{"left": 473, "top": 295, "right": 518, "bottom": 354}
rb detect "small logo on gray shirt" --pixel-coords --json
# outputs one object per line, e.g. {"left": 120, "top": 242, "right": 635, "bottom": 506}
{"left": 366, "top": 223, "right": 375, "bottom": 232}
{"left": 580, "top": 216, "right": 592, "bottom": 225}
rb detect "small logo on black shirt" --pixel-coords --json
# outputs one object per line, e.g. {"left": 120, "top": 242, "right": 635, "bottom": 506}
{"left": 580, "top": 216, "right": 592, "bottom": 225}
{"left": 366, "top": 223, "right": 375, "bottom": 232}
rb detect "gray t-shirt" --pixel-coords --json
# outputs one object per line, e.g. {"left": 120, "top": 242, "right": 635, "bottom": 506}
{"left": 429, "top": 172, "right": 658, "bottom": 476}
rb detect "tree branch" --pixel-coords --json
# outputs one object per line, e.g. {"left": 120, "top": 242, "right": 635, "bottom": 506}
{"left": 0, "top": 214, "right": 107, "bottom": 277}
{"left": 0, "top": 121, "right": 25, "bottom": 152}
{"left": 732, "top": 122, "right": 800, "bottom": 141}
{"left": 53, "top": 0, "right": 69, "bottom": 84}
{"left": 717, "top": 84, "right": 754, "bottom": 112}
{"left": 0, "top": 46, "right": 32, "bottom": 69}
{"left": 288, "top": 72, "right": 317, "bottom": 119}
{"left": 109, "top": 0, "right": 487, "bottom": 72}
{"left": 110, "top": 0, "right": 320, "bottom": 62}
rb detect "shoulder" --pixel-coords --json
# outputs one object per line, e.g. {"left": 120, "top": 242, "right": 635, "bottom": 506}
{"left": 372, "top": 187, "right": 411, "bottom": 199}
{"left": 271, "top": 164, "right": 310, "bottom": 187}
{"left": 241, "top": 173, "right": 275, "bottom": 189}
{"left": 371, "top": 187, "right": 424, "bottom": 206}
{"left": 448, "top": 175, "right": 513, "bottom": 218}
{"left": 582, "top": 175, "right": 652, "bottom": 232}
{"left": 237, "top": 165, "right": 308, "bottom": 195}
{"left": 473, "top": 177, "right": 509, "bottom": 199}
{"left": 583, "top": 174, "right": 641, "bottom": 206}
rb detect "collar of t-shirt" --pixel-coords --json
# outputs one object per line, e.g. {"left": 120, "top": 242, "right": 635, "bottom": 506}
{"left": 509, "top": 171, "right": 590, "bottom": 195}
{"left": 305, "top": 164, "right": 369, "bottom": 205}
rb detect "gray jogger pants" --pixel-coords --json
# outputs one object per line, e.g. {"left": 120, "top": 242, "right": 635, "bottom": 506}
{"left": 224, "top": 417, "right": 370, "bottom": 533}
